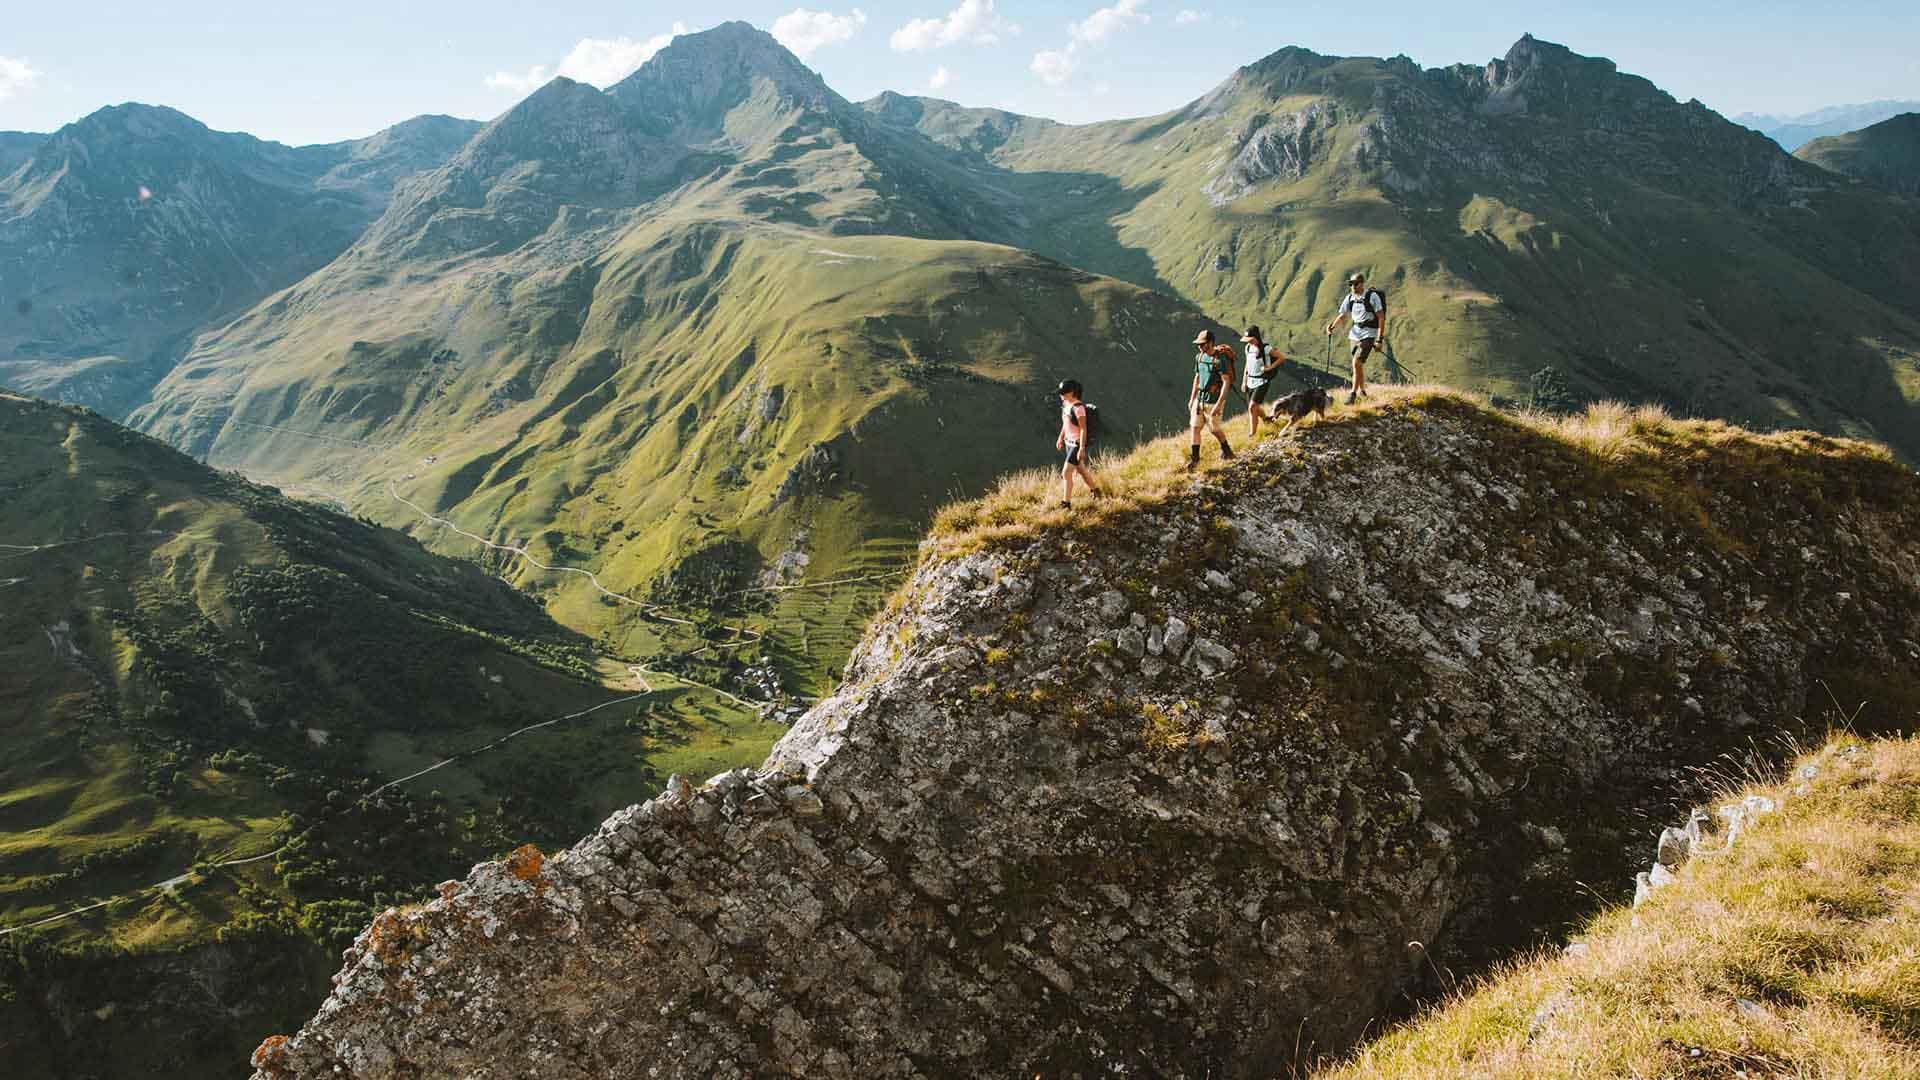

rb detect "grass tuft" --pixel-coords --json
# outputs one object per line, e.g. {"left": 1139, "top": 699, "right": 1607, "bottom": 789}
{"left": 1323, "top": 733, "right": 1920, "bottom": 1079}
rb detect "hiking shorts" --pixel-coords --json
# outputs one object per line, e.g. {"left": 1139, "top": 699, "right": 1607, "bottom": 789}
{"left": 1247, "top": 379, "right": 1273, "bottom": 404}
{"left": 1190, "top": 398, "right": 1222, "bottom": 427}
{"left": 1062, "top": 442, "right": 1084, "bottom": 466}
{"left": 1350, "top": 338, "right": 1377, "bottom": 364}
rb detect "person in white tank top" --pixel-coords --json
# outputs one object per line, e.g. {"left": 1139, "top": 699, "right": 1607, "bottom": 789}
{"left": 1240, "top": 325, "right": 1286, "bottom": 439}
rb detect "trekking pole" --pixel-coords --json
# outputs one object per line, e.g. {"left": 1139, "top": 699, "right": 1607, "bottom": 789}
{"left": 1383, "top": 339, "right": 1419, "bottom": 384}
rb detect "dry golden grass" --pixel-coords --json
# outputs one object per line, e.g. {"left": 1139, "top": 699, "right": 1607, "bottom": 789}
{"left": 1323, "top": 734, "right": 1920, "bottom": 1079}
{"left": 926, "top": 383, "right": 1902, "bottom": 558}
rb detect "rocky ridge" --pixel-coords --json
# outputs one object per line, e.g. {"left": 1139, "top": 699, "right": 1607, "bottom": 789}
{"left": 252, "top": 397, "right": 1920, "bottom": 1077}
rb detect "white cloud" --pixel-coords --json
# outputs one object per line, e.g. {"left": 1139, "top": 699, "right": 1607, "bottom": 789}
{"left": 929, "top": 65, "right": 952, "bottom": 90}
{"left": 1031, "top": 49, "right": 1075, "bottom": 86}
{"left": 0, "top": 56, "right": 41, "bottom": 102}
{"left": 1069, "top": 0, "right": 1149, "bottom": 45}
{"left": 772, "top": 8, "right": 869, "bottom": 59}
{"left": 1031, "top": 0, "right": 1151, "bottom": 88}
{"left": 1175, "top": 9, "right": 1208, "bottom": 24}
{"left": 890, "top": 0, "right": 1019, "bottom": 52}
{"left": 485, "top": 24, "right": 688, "bottom": 94}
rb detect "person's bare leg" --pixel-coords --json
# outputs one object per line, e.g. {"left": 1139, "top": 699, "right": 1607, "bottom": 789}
{"left": 1061, "top": 462, "right": 1076, "bottom": 504}
{"left": 1074, "top": 462, "right": 1099, "bottom": 494}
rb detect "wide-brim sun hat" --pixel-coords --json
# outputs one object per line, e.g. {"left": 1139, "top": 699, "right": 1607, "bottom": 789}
{"left": 1240, "top": 325, "right": 1262, "bottom": 342}
{"left": 1193, "top": 330, "right": 1212, "bottom": 345}
{"left": 1347, "top": 273, "right": 1365, "bottom": 283}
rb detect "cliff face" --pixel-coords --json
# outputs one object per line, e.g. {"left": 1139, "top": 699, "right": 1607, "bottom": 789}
{"left": 251, "top": 397, "right": 1920, "bottom": 1078}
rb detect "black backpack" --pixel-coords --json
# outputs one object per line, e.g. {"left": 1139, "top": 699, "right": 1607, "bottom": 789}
{"left": 1077, "top": 402, "right": 1102, "bottom": 444}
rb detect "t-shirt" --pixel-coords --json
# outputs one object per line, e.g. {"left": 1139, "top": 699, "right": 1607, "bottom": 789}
{"left": 1060, "top": 400, "right": 1087, "bottom": 445}
{"left": 1340, "top": 290, "right": 1385, "bottom": 341}
{"left": 1245, "top": 342, "right": 1280, "bottom": 382}
{"left": 1194, "top": 346, "right": 1235, "bottom": 395}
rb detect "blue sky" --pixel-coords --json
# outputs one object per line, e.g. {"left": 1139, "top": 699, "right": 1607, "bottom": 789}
{"left": 2, "top": 1, "right": 1916, "bottom": 144}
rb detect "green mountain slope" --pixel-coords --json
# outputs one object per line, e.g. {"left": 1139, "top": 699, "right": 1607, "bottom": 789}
{"left": 0, "top": 106, "right": 478, "bottom": 416}
{"left": 868, "top": 36, "right": 1920, "bottom": 457}
{"left": 0, "top": 390, "right": 681, "bottom": 1075}
{"left": 1795, "top": 112, "right": 1920, "bottom": 197}
{"left": 130, "top": 24, "right": 1212, "bottom": 691}
{"left": 0, "top": 390, "right": 607, "bottom": 928}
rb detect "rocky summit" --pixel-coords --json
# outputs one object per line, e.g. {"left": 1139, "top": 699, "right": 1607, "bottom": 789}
{"left": 250, "top": 394, "right": 1920, "bottom": 1078}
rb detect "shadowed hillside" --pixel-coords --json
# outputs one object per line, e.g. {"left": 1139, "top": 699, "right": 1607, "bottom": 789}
{"left": 0, "top": 392, "right": 756, "bottom": 1077}
{"left": 1796, "top": 112, "right": 1920, "bottom": 197}
{"left": 0, "top": 107, "right": 478, "bottom": 415}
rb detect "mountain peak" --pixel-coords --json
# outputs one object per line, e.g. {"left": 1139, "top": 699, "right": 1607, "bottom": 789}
{"left": 609, "top": 20, "right": 831, "bottom": 116}
{"left": 62, "top": 102, "right": 208, "bottom": 142}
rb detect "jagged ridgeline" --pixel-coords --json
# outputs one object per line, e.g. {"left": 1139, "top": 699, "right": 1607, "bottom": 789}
{"left": 249, "top": 393, "right": 1920, "bottom": 1078}
{"left": 876, "top": 35, "right": 1920, "bottom": 451}
{"left": 0, "top": 392, "right": 631, "bottom": 1075}
{"left": 0, "top": 107, "right": 480, "bottom": 415}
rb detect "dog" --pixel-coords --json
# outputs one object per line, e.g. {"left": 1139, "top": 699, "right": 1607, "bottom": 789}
{"left": 1269, "top": 387, "right": 1329, "bottom": 434}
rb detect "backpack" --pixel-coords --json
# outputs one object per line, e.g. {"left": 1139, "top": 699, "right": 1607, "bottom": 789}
{"left": 1078, "top": 402, "right": 1101, "bottom": 444}
{"left": 1201, "top": 345, "right": 1237, "bottom": 394}
{"left": 1351, "top": 288, "right": 1387, "bottom": 327}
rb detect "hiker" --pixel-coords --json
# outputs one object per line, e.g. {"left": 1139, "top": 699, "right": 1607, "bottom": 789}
{"left": 1324, "top": 272, "right": 1386, "bottom": 404}
{"left": 1054, "top": 379, "right": 1101, "bottom": 508}
{"left": 1240, "top": 325, "right": 1286, "bottom": 438}
{"left": 1186, "top": 330, "right": 1236, "bottom": 471}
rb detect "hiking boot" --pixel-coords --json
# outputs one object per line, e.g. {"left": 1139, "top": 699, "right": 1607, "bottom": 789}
{"left": 1221, "top": 446, "right": 1235, "bottom": 461}
{"left": 1344, "top": 391, "right": 1357, "bottom": 405}
{"left": 1057, "top": 500, "right": 1072, "bottom": 510}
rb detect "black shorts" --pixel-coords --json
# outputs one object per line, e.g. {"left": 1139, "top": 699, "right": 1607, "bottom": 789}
{"left": 1062, "top": 443, "right": 1084, "bottom": 466}
{"left": 1247, "top": 380, "right": 1272, "bottom": 404}
{"left": 1351, "top": 338, "right": 1377, "bottom": 363}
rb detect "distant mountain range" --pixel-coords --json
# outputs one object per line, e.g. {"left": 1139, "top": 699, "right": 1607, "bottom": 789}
{"left": 0, "top": 108, "right": 480, "bottom": 414}
{"left": 5, "top": 25, "right": 1920, "bottom": 682}
{"left": 1733, "top": 99, "right": 1920, "bottom": 150}
{"left": 1796, "top": 112, "right": 1920, "bottom": 197}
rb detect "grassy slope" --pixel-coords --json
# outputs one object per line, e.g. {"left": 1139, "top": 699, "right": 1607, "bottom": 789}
{"left": 0, "top": 391, "right": 606, "bottom": 940}
{"left": 135, "top": 224, "right": 1218, "bottom": 693}
{"left": 0, "top": 108, "right": 475, "bottom": 418}
{"left": 1, "top": 390, "right": 800, "bottom": 1077}
{"left": 1324, "top": 733, "right": 1920, "bottom": 1078}
{"left": 1796, "top": 112, "right": 1920, "bottom": 196}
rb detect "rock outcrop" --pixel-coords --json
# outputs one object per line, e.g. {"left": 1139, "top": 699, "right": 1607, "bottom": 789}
{"left": 252, "top": 397, "right": 1920, "bottom": 1078}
